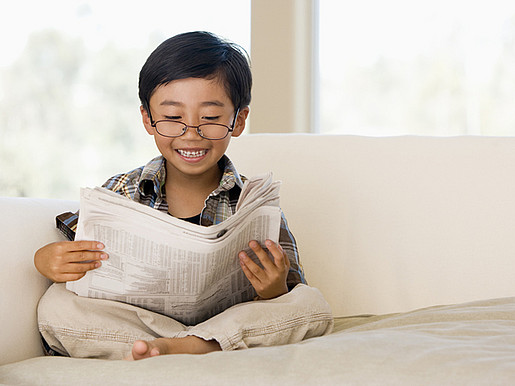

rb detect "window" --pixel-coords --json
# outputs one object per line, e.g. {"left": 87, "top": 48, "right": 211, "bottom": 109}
{"left": 0, "top": 0, "right": 250, "bottom": 199}
{"left": 318, "top": 0, "right": 515, "bottom": 136}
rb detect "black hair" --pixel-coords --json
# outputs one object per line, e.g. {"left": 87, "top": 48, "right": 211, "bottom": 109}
{"left": 139, "top": 31, "right": 252, "bottom": 116}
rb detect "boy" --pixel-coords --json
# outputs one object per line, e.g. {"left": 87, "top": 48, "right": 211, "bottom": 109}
{"left": 35, "top": 31, "right": 333, "bottom": 360}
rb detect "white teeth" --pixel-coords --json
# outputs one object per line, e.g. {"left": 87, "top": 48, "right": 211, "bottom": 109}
{"left": 177, "top": 149, "right": 207, "bottom": 158}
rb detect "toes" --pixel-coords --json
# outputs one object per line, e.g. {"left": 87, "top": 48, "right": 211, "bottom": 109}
{"left": 131, "top": 340, "right": 151, "bottom": 359}
{"left": 130, "top": 340, "right": 163, "bottom": 360}
{"left": 150, "top": 347, "right": 161, "bottom": 357}
{"left": 133, "top": 340, "right": 149, "bottom": 354}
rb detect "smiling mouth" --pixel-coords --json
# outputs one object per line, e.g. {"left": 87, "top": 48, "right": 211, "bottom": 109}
{"left": 177, "top": 149, "right": 208, "bottom": 158}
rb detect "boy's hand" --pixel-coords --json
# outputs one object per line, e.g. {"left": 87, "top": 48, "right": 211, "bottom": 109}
{"left": 34, "top": 241, "right": 108, "bottom": 283}
{"left": 238, "top": 240, "right": 289, "bottom": 300}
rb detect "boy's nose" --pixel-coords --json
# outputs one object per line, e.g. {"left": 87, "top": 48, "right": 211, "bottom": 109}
{"left": 181, "top": 125, "right": 203, "bottom": 139}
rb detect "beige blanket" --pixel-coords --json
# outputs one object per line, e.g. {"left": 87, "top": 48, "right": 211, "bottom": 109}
{"left": 1, "top": 297, "right": 514, "bottom": 385}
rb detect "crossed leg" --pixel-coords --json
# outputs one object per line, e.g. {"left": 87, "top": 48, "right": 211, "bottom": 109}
{"left": 39, "top": 283, "right": 333, "bottom": 360}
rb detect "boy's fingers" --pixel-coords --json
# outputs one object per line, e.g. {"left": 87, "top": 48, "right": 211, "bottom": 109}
{"left": 69, "top": 250, "right": 109, "bottom": 263}
{"left": 277, "top": 244, "right": 290, "bottom": 268}
{"left": 67, "top": 260, "right": 102, "bottom": 273}
{"left": 239, "top": 256, "right": 257, "bottom": 284}
{"left": 66, "top": 240, "right": 105, "bottom": 252}
{"left": 239, "top": 252, "right": 264, "bottom": 282}
{"left": 249, "top": 240, "right": 276, "bottom": 270}
{"left": 264, "top": 240, "right": 287, "bottom": 268}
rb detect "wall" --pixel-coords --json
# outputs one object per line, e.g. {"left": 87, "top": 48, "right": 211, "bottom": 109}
{"left": 249, "top": 0, "right": 317, "bottom": 133}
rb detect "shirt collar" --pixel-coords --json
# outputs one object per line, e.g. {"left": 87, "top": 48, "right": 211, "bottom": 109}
{"left": 138, "top": 155, "right": 166, "bottom": 197}
{"left": 137, "top": 155, "right": 244, "bottom": 198}
{"left": 213, "top": 155, "right": 245, "bottom": 194}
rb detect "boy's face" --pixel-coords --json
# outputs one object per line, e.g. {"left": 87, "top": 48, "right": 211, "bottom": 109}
{"left": 141, "top": 77, "right": 248, "bottom": 182}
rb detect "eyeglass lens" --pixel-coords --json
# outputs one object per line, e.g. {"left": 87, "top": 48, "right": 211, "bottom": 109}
{"left": 155, "top": 121, "right": 230, "bottom": 139}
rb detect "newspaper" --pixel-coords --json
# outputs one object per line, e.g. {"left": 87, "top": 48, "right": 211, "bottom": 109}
{"left": 66, "top": 173, "right": 282, "bottom": 325}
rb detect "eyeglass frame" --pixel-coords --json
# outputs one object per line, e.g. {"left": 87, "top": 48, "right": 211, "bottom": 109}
{"left": 147, "top": 108, "right": 240, "bottom": 140}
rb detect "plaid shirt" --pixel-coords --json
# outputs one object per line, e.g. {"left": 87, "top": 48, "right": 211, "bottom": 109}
{"left": 56, "top": 155, "right": 305, "bottom": 289}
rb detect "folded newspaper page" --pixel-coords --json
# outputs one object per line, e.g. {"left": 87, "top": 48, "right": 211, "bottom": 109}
{"left": 66, "top": 173, "right": 282, "bottom": 325}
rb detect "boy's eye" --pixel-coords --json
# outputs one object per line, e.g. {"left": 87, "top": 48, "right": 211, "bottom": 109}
{"left": 165, "top": 116, "right": 182, "bottom": 121}
{"left": 203, "top": 116, "right": 221, "bottom": 121}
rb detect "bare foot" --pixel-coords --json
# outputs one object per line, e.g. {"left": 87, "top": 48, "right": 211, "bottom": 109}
{"left": 125, "top": 336, "right": 221, "bottom": 360}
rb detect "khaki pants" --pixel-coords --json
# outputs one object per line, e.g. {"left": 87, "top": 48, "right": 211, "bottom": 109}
{"left": 38, "top": 283, "right": 333, "bottom": 360}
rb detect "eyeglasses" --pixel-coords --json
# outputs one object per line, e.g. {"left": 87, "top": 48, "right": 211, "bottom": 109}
{"left": 150, "top": 109, "right": 240, "bottom": 140}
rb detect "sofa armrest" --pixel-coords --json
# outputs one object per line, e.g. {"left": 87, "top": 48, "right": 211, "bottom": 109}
{"left": 0, "top": 197, "right": 78, "bottom": 365}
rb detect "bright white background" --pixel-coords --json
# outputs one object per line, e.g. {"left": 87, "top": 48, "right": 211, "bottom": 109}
{"left": 0, "top": 1, "right": 250, "bottom": 199}
{"left": 1, "top": 0, "right": 514, "bottom": 198}
{"left": 319, "top": 0, "right": 515, "bottom": 136}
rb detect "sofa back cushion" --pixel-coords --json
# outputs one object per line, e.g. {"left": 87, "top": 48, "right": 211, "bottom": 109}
{"left": 0, "top": 197, "right": 78, "bottom": 365}
{"left": 227, "top": 134, "right": 515, "bottom": 317}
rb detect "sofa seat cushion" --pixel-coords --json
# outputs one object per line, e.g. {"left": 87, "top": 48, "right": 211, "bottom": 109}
{"left": 2, "top": 296, "right": 514, "bottom": 385}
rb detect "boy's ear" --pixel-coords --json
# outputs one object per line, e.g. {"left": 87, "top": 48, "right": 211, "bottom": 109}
{"left": 231, "top": 107, "right": 250, "bottom": 138}
{"left": 141, "top": 105, "right": 155, "bottom": 135}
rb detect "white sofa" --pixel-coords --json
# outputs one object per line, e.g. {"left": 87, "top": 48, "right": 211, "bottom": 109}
{"left": 1, "top": 134, "right": 515, "bottom": 384}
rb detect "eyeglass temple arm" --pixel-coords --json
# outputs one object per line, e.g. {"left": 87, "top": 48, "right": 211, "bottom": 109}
{"left": 230, "top": 108, "right": 240, "bottom": 129}
{"left": 143, "top": 103, "right": 156, "bottom": 126}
